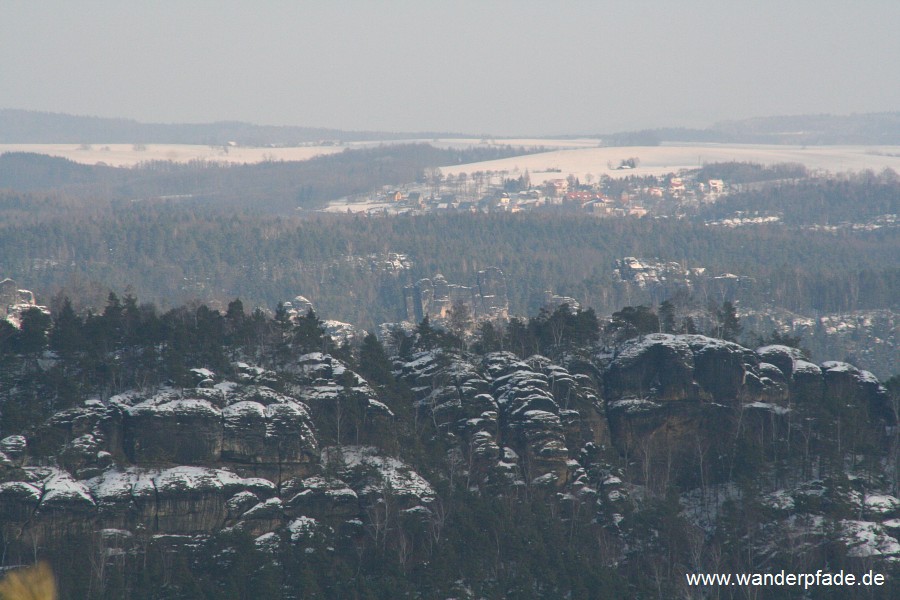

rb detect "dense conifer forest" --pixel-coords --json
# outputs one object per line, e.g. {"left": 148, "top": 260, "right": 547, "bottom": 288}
{"left": 1, "top": 197, "right": 896, "bottom": 322}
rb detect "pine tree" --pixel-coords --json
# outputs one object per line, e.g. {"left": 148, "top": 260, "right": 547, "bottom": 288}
{"left": 447, "top": 301, "right": 472, "bottom": 347}
{"left": 12, "top": 307, "right": 51, "bottom": 355}
{"left": 473, "top": 321, "right": 502, "bottom": 354}
{"left": 49, "top": 297, "right": 83, "bottom": 358}
{"left": 293, "top": 307, "right": 327, "bottom": 353}
{"left": 718, "top": 301, "right": 742, "bottom": 342}
{"left": 357, "top": 333, "right": 393, "bottom": 385}
{"left": 0, "top": 319, "right": 16, "bottom": 355}
{"left": 225, "top": 298, "right": 246, "bottom": 348}
{"left": 101, "top": 292, "right": 124, "bottom": 348}
{"left": 415, "top": 315, "right": 439, "bottom": 351}
{"left": 607, "top": 305, "right": 658, "bottom": 342}
{"left": 503, "top": 317, "right": 531, "bottom": 358}
{"left": 680, "top": 315, "right": 698, "bottom": 334}
{"left": 659, "top": 300, "right": 676, "bottom": 334}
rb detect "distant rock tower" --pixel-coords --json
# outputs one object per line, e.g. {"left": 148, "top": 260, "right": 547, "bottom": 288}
{"left": 403, "top": 267, "right": 509, "bottom": 323}
{"left": 476, "top": 267, "right": 509, "bottom": 321}
{"left": 1, "top": 278, "right": 37, "bottom": 318}
{"left": 0, "top": 279, "right": 18, "bottom": 315}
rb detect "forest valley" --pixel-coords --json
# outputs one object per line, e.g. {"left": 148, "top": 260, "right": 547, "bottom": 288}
{"left": 1, "top": 153, "right": 897, "bottom": 379}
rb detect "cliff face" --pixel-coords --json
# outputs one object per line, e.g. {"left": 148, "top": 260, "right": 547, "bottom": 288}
{"left": 1, "top": 334, "right": 898, "bottom": 596}
{"left": 0, "top": 353, "right": 421, "bottom": 555}
{"left": 601, "top": 335, "right": 895, "bottom": 488}
{"left": 392, "top": 349, "right": 607, "bottom": 488}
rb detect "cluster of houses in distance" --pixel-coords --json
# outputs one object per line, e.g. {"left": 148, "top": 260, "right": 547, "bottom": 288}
{"left": 323, "top": 168, "right": 728, "bottom": 217}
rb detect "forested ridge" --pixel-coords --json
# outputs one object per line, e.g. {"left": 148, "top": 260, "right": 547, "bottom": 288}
{"left": 1, "top": 291, "right": 898, "bottom": 598}
{"left": 702, "top": 173, "right": 900, "bottom": 225}
{"left": 0, "top": 109, "right": 472, "bottom": 145}
{"left": 0, "top": 143, "right": 543, "bottom": 209}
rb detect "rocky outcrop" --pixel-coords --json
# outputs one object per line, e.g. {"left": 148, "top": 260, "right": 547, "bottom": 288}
{"left": 118, "top": 385, "right": 319, "bottom": 479}
{"left": 394, "top": 349, "right": 606, "bottom": 488}
{"left": 604, "top": 334, "right": 795, "bottom": 406}
{"left": 287, "top": 352, "right": 394, "bottom": 447}
{"left": 322, "top": 446, "right": 435, "bottom": 509}
{"left": 753, "top": 346, "right": 896, "bottom": 425}
{"left": 603, "top": 335, "right": 788, "bottom": 487}
{"left": 404, "top": 267, "right": 509, "bottom": 323}
{"left": 2, "top": 335, "right": 897, "bottom": 591}
{"left": 0, "top": 278, "right": 37, "bottom": 318}
{"left": 821, "top": 361, "right": 895, "bottom": 424}
{"left": 395, "top": 350, "right": 503, "bottom": 483}
{"left": 0, "top": 364, "right": 338, "bottom": 552}
{"left": 125, "top": 398, "right": 224, "bottom": 464}
{"left": 604, "top": 334, "right": 698, "bottom": 403}
{"left": 282, "top": 475, "right": 359, "bottom": 520}
{"left": 475, "top": 267, "right": 510, "bottom": 321}
{"left": 683, "top": 335, "right": 760, "bottom": 402}
{"left": 599, "top": 335, "right": 897, "bottom": 489}
{"left": 487, "top": 352, "right": 570, "bottom": 485}
{"left": 756, "top": 344, "right": 807, "bottom": 380}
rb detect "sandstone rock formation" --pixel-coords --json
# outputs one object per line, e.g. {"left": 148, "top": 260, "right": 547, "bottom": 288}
{"left": 404, "top": 267, "right": 509, "bottom": 324}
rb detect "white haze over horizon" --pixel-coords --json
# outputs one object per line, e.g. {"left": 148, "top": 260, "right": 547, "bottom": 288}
{"left": 2, "top": 1, "right": 899, "bottom": 136}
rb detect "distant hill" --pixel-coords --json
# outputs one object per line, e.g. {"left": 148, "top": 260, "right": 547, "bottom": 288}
{"left": 599, "top": 112, "right": 900, "bottom": 146}
{"left": 0, "top": 152, "right": 113, "bottom": 190}
{"left": 0, "top": 109, "right": 467, "bottom": 145}
{"left": 710, "top": 112, "right": 900, "bottom": 144}
{"left": 6, "top": 108, "right": 900, "bottom": 147}
{"left": 0, "top": 143, "right": 539, "bottom": 208}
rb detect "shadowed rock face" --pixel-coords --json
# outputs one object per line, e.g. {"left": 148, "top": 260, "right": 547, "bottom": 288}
{"left": 791, "top": 359, "right": 824, "bottom": 403}
{"left": 125, "top": 399, "right": 224, "bottom": 464}
{"left": 821, "top": 361, "right": 896, "bottom": 424}
{"left": 754, "top": 347, "right": 895, "bottom": 425}
{"left": 221, "top": 402, "right": 267, "bottom": 462}
{"left": 600, "top": 334, "right": 896, "bottom": 487}
{"left": 604, "top": 334, "right": 698, "bottom": 403}
{"left": 605, "top": 335, "right": 797, "bottom": 407}
{"left": 122, "top": 389, "right": 319, "bottom": 473}
{"left": 0, "top": 354, "right": 439, "bottom": 556}
{"left": 0, "top": 341, "right": 895, "bottom": 575}
{"left": 287, "top": 352, "right": 395, "bottom": 448}
{"left": 0, "top": 481, "right": 41, "bottom": 523}
{"left": 392, "top": 332, "right": 895, "bottom": 493}
{"left": 683, "top": 335, "right": 760, "bottom": 402}
{"left": 282, "top": 475, "right": 359, "bottom": 520}
{"left": 394, "top": 350, "right": 604, "bottom": 487}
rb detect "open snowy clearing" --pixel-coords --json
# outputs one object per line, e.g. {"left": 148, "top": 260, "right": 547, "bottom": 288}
{"left": 442, "top": 143, "right": 900, "bottom": 183}
{"left": 0, "top": 138, "right": 593, "bottom": 168}
{"left": 3, "top": 141, "right": 900, "bottom": 183}
{"left": 0, "top": 143, "right": 347, "bottom": 167}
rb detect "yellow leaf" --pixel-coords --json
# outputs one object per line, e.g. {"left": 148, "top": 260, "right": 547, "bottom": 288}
{"left": 0, "top": 562, "right": 57, "bottom": 600}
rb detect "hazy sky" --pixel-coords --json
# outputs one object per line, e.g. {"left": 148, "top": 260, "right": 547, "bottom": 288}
{"left": 2, "top": 1, "right": 899, "bottom": 136}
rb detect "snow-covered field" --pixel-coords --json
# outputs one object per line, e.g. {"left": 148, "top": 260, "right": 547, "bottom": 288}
{"left": 0, "top": 143, "right": 347, "bottom": 167}
{"left": 0, "top": 138, "right": 590, "bottom": 167}
{"left": 441, "top": 142, "right": 900, "bottom": 183}
{"left": 3, "top": 140, "right": 900, "bottom": 183}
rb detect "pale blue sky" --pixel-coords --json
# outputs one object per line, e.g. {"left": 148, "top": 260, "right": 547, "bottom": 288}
{"left": 2, "top": 1, "right": 898, "bottom": 135}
